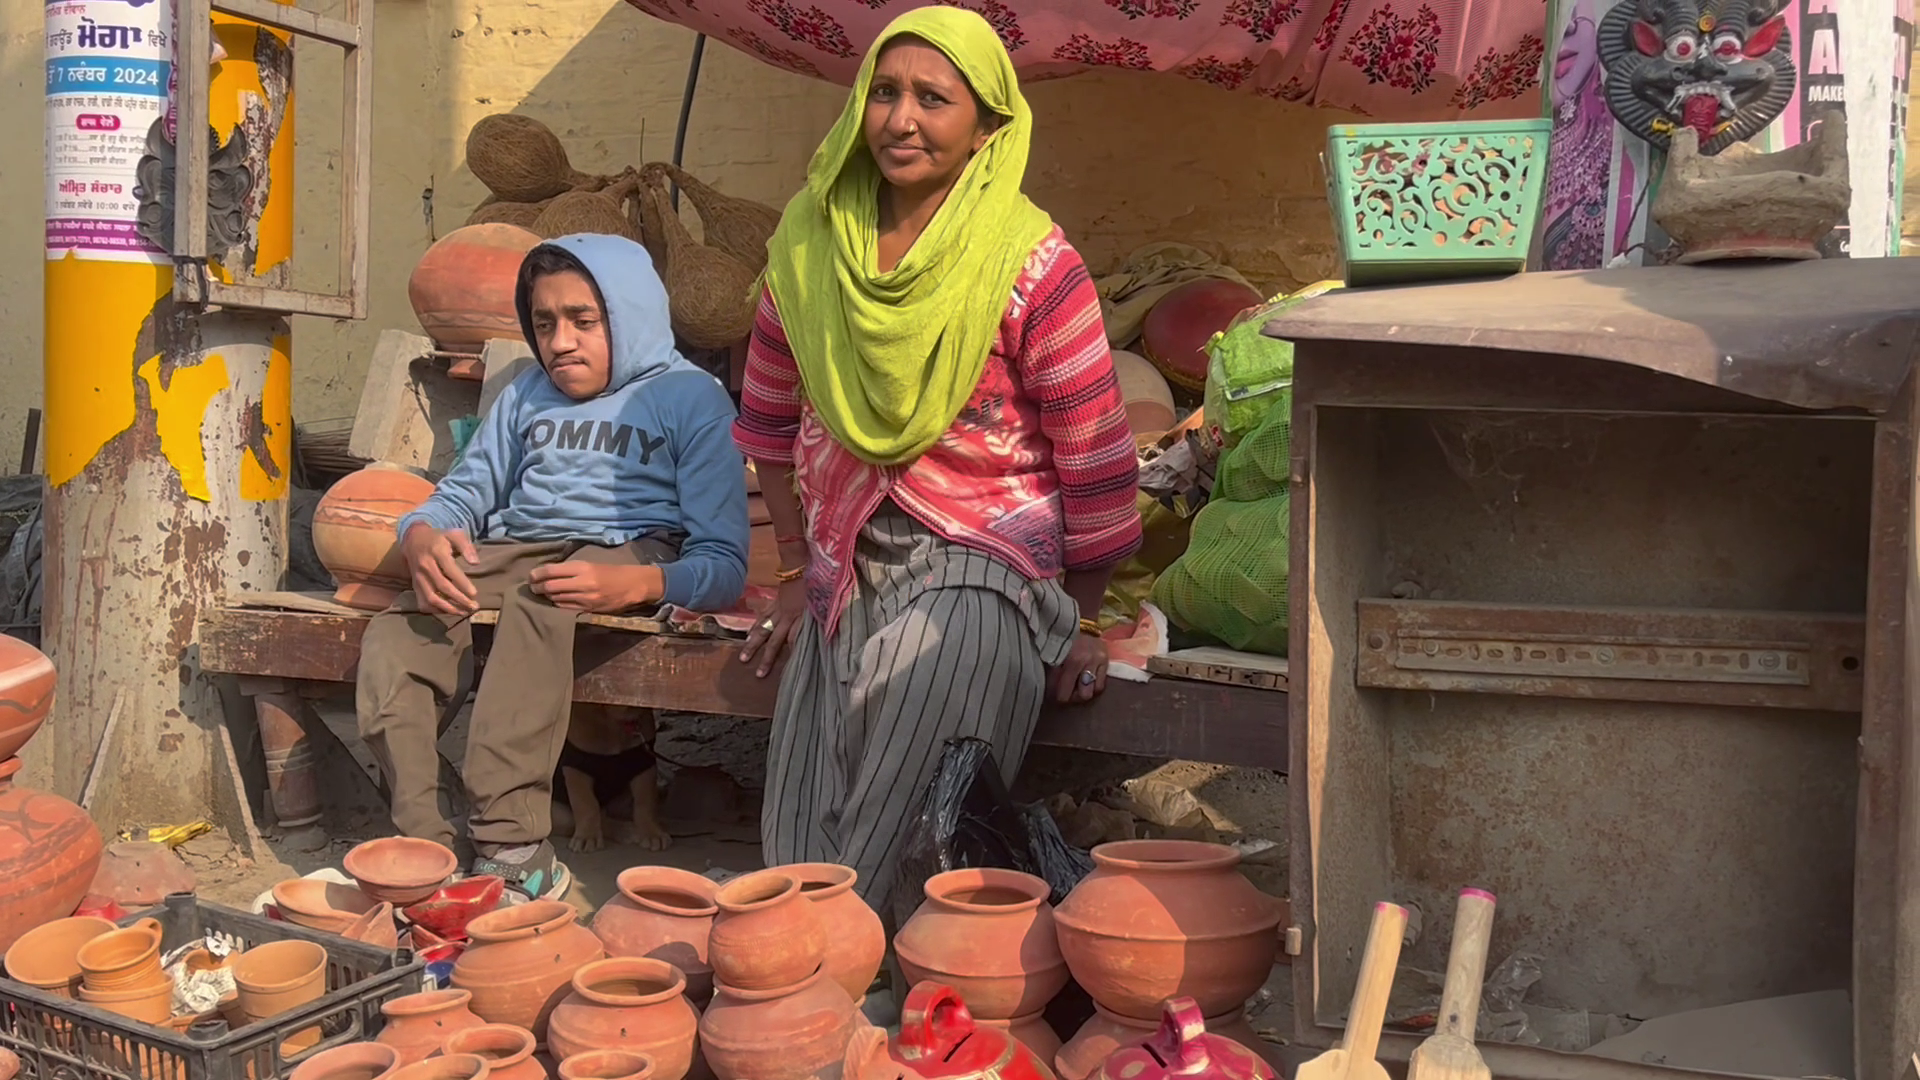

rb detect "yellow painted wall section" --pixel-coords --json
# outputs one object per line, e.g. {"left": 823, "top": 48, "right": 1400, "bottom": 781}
{"left": 137, "top": 351, "right": 230, "bottom": 501}
{"left": 42, "top": 258, "right": 169, "bottom": 486}
{"left": 210, "top": 17, "right": 297, "bottom": 279}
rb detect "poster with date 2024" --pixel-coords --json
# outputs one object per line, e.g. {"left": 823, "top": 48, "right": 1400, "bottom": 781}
{"left": 44, "top": 0, "right": 172, "bottom": 263}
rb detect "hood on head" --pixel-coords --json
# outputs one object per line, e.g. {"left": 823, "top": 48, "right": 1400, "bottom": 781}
{"left": 515, "top": 233, "right": 682, "bottom": 396}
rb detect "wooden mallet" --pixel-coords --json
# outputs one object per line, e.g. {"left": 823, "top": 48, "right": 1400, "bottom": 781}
{"left": 1407, "top": 888, "right": 1498, "bottom": 1080}
{"left": 1296, "top": 901, "right": 1409, "bottom": 1080}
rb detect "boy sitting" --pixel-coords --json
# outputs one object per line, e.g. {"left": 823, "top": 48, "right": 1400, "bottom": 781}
{"left": 355, "top": 233, "right": 749, "bottom": 900}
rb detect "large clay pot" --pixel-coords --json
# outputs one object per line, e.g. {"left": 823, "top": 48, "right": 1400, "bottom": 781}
{"left": 1053, "top": 840, "right": 1282, "bottom": 1020}
{"left": 409, "top": 223, "right": 543, "bottom": 353}
{"left": 453, "top": 899, "right": 606, "bottom": 1039}
{"left": 589, "top": 867, "right": 718, "bottom": 1005}
{"left": 776, "top": 863, "right": 883, "bottom": 1004}
{"left": 698, "top": 967, "right": 858, "bottom": 1080}
{"left": 5, "top": 914, "right": 115, "bottom": 997}
{"left": 1088, "top": 998, "right": 1273, "bottom": 1080}
{"left": 380, "top": 990, "right": 489, "bottom": 1066}
{"left": 0, "top": 636, "right": 54, "bottom": 763}
{"left": 443, "top": 1025, "right": 548, "bottom": 1080}
{"left": 1055, "top": 1003, "right": 1273, "bottom": 1080}
{"left": 547, "top": 958, "right": 699, "bottom": 1080}
{"left": 1140, "top": 279, "right": 1263, "bottom": 393}
{"left": 847, "top": 983, "right": 1053, "bottom": 1080}
{"left": 290, "top": 1042, "right": 403, "bottom": 1080}
{"left": 313, "top": 465, "right": 439, "bottom": 612}
{"left": 0, "top": 756, "right": 104, "bottom": 955}
{"left": 706, "top": 872, "right": 824, "bottom": 993}
{"left": 893, "top": 868, "right": 1067, "bottom": 1023}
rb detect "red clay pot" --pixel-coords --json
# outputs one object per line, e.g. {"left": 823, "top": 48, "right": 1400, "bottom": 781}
{"left": 0, "top": 637, "right": 53, "bottom": 763}
{"left": 1055, "top": 1003, "right": 1273, "bottom": 1080}
{"left": 453, "top": 900, "right": 606, "bottom": 1039}
{"left": 409, "top": 224, "right": 543, "bottom": 353}
{"left": 0, "top": 756, "right": 104, "bottom": 955}
{"left": 444, "top": 1024, "right": 548, "bottom": 1080}
{"left": 1140, "top": 279, "right": 1263, "bottom": 393}
{"left": 1089, "top": 998, "right": 1273, "bottom": 1080}
{"left": 1053, "top": 840, "right": 1282, "bottom": 1020}
{"left": 589, "top": 868, "right": 718, "bottom": 1004}
{"left": 313, "top": 466, "right": 441, "bottom": 613}
{"left": 848, "top": 983, "right": 1053, "bottom": 1080}
{"left": 290, "top": 1042, "right": 403, "bottom": 1080}
{"left": 893, "top": 868, "right": 1067, "bottom": 1023}
{"left": 559, "top": 1051, "right": 655, "bottom": 1080}
{"left": 776, "top": 863, "right": 883, "bottom": 1004}
{"left": 380, "top": 989, "right": 489, "bottom": 1066}
{"left": 547, "top": 958, "right": 699, "bottom": 1080}
{"left": 698, "top": 967, "right": 858, "bottom": 1080}
{"left": 975, "top": 1014, "right": 1061, "bottom": 1064}
{"left": 706, "top": 872, "right": 824, "bottom": 993}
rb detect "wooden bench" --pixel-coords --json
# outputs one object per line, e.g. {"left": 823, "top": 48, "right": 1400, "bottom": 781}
{"left": 201, "top": 593, "right": 1290, "bottom": 772}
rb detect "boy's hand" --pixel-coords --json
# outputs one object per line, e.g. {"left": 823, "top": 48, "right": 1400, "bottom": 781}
{"left": 529, "top": 562, "right": 664, "bottom": 614}
{"left": 400, "top": 523, "right": 479, "bottom": 615}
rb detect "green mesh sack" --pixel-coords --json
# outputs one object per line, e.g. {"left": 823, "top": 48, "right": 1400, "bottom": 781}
{"left": 1212, "top": 390, "right": 1290, "bottom": 504}
{"left": 1202, "top": 280, "right": 1340, "bottom": 447}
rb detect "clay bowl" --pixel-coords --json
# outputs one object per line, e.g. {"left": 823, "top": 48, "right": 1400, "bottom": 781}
{"left": 289, "top": 1042, "right": 402, "bottom": 1080}
{"left": 558, "top": 1051, "right": 654, "bottom": 1080}
{"left": 345, "top": 838, "right": 460, "bottom": 905}
{"left": 275, "top": 879, "right": 381, "bottom": 933}
{"left": 5, "top": 915, "right": 116, "bottom": 997}
{"left": 405, "top": 876, "right": 506, "bottom": 940}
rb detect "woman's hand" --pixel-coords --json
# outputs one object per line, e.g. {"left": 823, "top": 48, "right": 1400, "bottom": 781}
{"left": 1051, "top": 631, "right": 1110, "bottom": 704}
{"left": 740, "top": 578, "right": 807, "bottom": 678}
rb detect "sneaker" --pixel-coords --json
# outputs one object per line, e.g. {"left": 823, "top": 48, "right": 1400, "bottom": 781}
{"left": 471, "top": 839, "right": 572, "bottom": 901}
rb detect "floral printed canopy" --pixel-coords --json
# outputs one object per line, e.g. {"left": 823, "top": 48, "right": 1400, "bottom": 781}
{"left": 624, "top": 0, "right": 1550, "bottom": 117}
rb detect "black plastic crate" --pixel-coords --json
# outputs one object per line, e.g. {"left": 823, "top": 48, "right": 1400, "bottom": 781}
{"left": 0, "top": 892, "right": 425, "bottom": 1080}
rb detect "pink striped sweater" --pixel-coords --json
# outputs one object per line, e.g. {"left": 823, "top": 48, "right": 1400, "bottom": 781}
{"left": 733, "top": 227, "right": 1144, "bottom": 638}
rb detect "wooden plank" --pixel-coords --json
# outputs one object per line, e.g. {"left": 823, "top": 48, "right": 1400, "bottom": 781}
{"left": 1355, "top": 598, "right": 1866, "bottom": 713}
{"left": 223, "top": 590, "right": 677, "bottom": 634}
{"left": 1149, "top": 646, "right": 1289, "bottom": 689}
{"left": 199, "top": 608, "right": 1289, "bottom": 770}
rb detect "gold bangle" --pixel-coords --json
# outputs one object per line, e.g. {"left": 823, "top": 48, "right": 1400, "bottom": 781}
{"left": 1078, "top": 617, "right": 1101, "bottom": 637}
{"left": 775, "top": 564, "right": 806, "bottom": 583}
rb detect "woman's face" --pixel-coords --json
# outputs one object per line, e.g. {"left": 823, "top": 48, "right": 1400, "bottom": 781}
{"left": 863, "top": 38, "right": 994, "bottom": 195}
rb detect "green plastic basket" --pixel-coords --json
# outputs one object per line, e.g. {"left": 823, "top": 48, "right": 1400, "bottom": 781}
{"left": 1324, "top": 118, "right": 1553, "bottom": 286}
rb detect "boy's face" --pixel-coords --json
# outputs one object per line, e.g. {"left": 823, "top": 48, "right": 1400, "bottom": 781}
{"left": 528, "top": 269, "right": 613, "bottom": 400}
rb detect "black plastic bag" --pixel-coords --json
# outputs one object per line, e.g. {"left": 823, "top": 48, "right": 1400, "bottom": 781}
{"left": 890, "top": 737, "right": 1094, "bottom": 929}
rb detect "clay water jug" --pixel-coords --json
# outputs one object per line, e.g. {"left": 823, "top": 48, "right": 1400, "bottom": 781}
{"left": 547, "top": 958, "right": 699, "bottom": 1080}
{"left": 380, "top": 989, "right": 488, "bottom": 1066}
{"left": 777, "top": 863, "right": 883, "bottom": 1004}
{"left": 312, "top": 465, "right": 438, "bottom": 612}
{"left": 706, "top": 872, "right": 823, "bottom": 992}
{"left": 290, "top": 1042, "right": 403, "bottom": 1080}
{"left": 443, "top": 1024, "right": 548, "bottom": 1080}
{"left": 409, "top": 224, "right": 542, "bottom": 353}
{"left": 698, "top": 967, "right": 857, "bottom": 1080}
{"left": 893, "top": 868, "right": 1067, "bottom": 1022}
{"left": 0, "top": 756, "right": 105, "bottom": 955}
{"left": 590, "top": 867, "right": 718, "bottom": 1004}
{"left": 453, "top": 900, "right": 605, "bottom": 1039}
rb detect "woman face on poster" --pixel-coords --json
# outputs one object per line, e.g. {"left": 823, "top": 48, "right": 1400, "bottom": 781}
{"left": 1553, "top": 0, "right": 1601, "bottom": 110}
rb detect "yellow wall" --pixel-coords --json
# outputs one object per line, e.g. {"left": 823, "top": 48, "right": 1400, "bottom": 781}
{"left": 1, "top": 0, "right": 1363, "bottom": 465}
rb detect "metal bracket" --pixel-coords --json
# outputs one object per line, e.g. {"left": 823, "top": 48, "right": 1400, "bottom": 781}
{"left": 172, "top": 0, "right": 371, "bottom": 319}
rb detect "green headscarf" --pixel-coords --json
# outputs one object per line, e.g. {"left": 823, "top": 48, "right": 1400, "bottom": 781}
{"left": 761, "top": 7, "right": 1054, "bottom": 466}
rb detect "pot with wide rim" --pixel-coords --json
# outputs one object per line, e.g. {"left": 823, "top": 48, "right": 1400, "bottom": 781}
{"left": 547, "top": 958, "right": 698, "bottom": 1080}
{"left": 698, "top": 966, "right": 857, "bottom": 1080}
{"left": 443, "top": 1024, "right": 547, "bottom": 1080}
{"left": 452, "top": 899, "right": 605, "bottom": 1038}
{"left": 589, "top": 867, "right": 717, "bottom": 1004}
{"left": 892, "top": 867, "right": 1067, "bottom": 1021}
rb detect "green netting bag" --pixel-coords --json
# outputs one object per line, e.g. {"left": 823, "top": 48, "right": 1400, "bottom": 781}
{"left": 1202, "top": 279, "right": 1341, "bottom": 447}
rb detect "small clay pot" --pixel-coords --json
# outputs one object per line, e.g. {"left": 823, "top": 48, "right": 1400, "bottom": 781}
{"left": 590, "top": 868, "right": 717, "bottom": 1005}
{"left": 289, "top": 1042, "right": 403, "bottom": 1080}
{"left": 776, "top": 864, "right": 883, "bottom": 1005}
{"left": 558, "top": 1051, "right": 654, "bottom": 1080}
{"left": 977, "top": 1013, "right": 1062, "bottom": 1063}
{"left": 77, "top": 974, "right": 171, "bottom": 1024}
{"left": 443, "top": 1024, "right": 547, "bottom": 1080}
{"left": 5, "top": 915, "right": 115, "bottom": 997}
{"left": 698, "top": 967, "right": 857, "bottom": 1080}
{"left": 452, "top": 900, "right": 605, "bottom": 1039}
{"left": 275, "top": 879, "right": 381, "bottom": 934}
{"left": 345, "top": 838, "right": 460, "bottom": 905}
{"left": 391, "top": 1052, "right": 492, "bottom": 1080}
{"left": 233, "top": 938, "right": 329, "bottom": 1053}
{"left": 706, "top": 872, "right": 824, "bottom": 992}
{"left": 380, "top": 989, "right": 488, "bottom": 1066}
{"left": 547, "top": 959, "right": 698, "bottom": 1080}
{"left": 76, "top": 917, "right": 164, "bottom": 991}
{"left": 893, "top": 868, "right": 1067, "bottom": 1022}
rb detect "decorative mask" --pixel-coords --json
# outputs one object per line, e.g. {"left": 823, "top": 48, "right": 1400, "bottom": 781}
{"left": 1596, "top": 0, "right": 1795, "bottom": 154}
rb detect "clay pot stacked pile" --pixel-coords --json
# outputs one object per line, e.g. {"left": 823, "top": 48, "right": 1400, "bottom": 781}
{"left": 1050, "top": 840, "right": 1285, "bottom": 1080}
{"left": 0, "top": 635, "right": 105, "bottom": 957}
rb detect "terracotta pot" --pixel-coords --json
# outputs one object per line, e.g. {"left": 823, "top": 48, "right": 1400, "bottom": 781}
{"left": 706, "top": 872, "right": 823, "bottom": 993}
{"left": 275, "top": 879, "right": 381, "bottom": 934}
{"left": 975, "top": 1014, "right": 1061, "bottom": 1064}
{"left": 89, "top": 841, "right": 198, "bottom": 909}
{"left": 698, "top": 967, "right": 857, "bottom": 1080}
{"left": 1053, "top": 840, "right": 1282, "bottom": 1020}
{"left": 452, "top": 899, "right": 605, "bottom": 1039}
{"left": 344, "top": 836, "right": 460, "bottom": 905}
{"left": 1055, "top": 1003, "right": 1272, "bottom": 1080}
{"left": 772, "top": 864, "right": 883, "bottom": 1006}
{"left": 391, "top": 1053, "right": 492, "bottom": 1080}
{"left": 77, "top": 974, "right": 172, "bottom": 1024}
{"left": 408, "top": 223, "right": 543, "bottom": 353}
{"left": 443, "top": 1025, "right": 547, "bottom": 1080}
{"left": 290, "top": 1042, "right": 403, "bottom": 1080}
{"left": 380, "top": 990, "right": 488, "bottom": 1066}
{"left": 76, "top": 917, "right": 164, "bottom": 991}
{"left": 1140, "top": 279, "right": 1264, "bottom": 393}
{"left": 893, "top": 868, "right": 1067, "bottom": 1022}
{"left": 312, "top": 466, "right": 441, "bottom": 612}
{"left": 0, "top": 637, "right": 54, "bottom": 762}
{"left": 590, "top": 868, "right": 717, "bottom": 1005}
{"left": 234, "top": 938, "right": 329, "bottom": 1053}
{"left": 547, "top": 959, "right": 698, "bottom": 1080}
{"left": 5, "top": 914, "right": 115, "bottom": 997}
{"left": 0, "top": 756, "right": 105, "bottom": 956}
{"left": 848, "top": 983, "right": 1053, "bottom": 1080}
{"left": 559, "top": 1051, "right": 655, "bottom": 1080}
{"left": 1089, "top": 997, "right": 1273, "bottom": 1080}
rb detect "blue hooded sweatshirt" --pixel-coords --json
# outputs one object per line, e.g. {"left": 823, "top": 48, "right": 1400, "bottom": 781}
{"left": 395, "top": 233, "right": 750, "bottom": 612}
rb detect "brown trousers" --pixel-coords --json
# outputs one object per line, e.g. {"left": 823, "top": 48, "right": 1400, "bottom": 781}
{"left": 355, "top": 537, "right": 672, "bottom": 850}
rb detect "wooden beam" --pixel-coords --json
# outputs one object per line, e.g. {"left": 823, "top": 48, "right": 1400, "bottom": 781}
{"left": 199, "top": 608, "right": 1289, "bottom": 770}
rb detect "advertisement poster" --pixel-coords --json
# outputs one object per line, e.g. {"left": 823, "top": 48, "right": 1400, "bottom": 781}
{"left": 44, "top": 0, "right": 172, "bottom": 263}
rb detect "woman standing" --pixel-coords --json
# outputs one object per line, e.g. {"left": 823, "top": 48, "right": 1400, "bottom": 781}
{"left": 733, "top": 6, "right": 1142, "bottom": 911}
